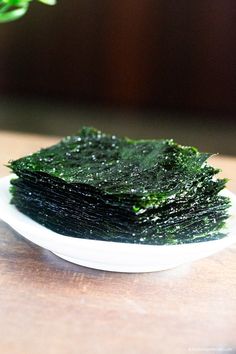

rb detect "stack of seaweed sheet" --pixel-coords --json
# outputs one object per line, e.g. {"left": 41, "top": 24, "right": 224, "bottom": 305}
{"left": 9, "top": 127, "right": 230, "bottom": 245}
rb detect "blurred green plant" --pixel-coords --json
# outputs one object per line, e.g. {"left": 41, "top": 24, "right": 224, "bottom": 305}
{"left": 0, "top": 0, "right": 56, "bottom": 23}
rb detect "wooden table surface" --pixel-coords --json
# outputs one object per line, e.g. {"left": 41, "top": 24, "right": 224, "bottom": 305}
{"left": 0, "top": 131, "right": 236, "bottom": 354}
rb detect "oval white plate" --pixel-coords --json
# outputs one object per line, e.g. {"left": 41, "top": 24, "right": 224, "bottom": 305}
{"left": 0, "top": 174, "right": 236, "bottom": 273}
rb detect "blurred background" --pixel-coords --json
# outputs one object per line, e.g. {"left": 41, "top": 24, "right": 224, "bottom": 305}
{"left": 0, "top": 0, "right": 235, "bottom": 154}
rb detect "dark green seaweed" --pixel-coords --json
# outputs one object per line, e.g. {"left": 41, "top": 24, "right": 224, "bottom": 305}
{"left": 9, "top": 127, "right": 230, "bottom": 244}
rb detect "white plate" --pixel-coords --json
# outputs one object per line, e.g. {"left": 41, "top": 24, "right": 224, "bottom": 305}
{"left": 0, "top": 174, "right": 236, "bottom": 273}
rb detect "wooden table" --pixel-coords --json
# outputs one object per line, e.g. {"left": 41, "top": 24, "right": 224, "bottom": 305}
{"left": 0, "top": 131, "right": 236, "bottom": 354}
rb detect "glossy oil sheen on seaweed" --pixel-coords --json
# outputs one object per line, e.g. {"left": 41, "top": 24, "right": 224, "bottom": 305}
{"left": 9, "top": 127, "right": 230, "bottom": 245}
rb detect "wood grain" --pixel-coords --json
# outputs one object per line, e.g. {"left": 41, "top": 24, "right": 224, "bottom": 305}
{"left": 0, "top": 131, "right": 236, "bottom": 354}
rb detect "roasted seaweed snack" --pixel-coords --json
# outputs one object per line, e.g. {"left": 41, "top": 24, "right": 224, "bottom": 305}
{"left": 9, "top": 127, "right": 230, "bottom": 245}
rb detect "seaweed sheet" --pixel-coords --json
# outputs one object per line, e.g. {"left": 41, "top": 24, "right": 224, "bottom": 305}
{"left": 9, "top": 127, "right": 230, "bottom": 244}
